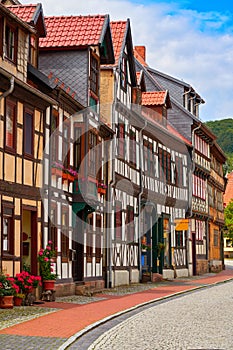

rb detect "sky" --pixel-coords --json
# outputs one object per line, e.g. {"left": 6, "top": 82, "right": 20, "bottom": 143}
{"left": 20, "top": 0, "right": 233, "bottom": 122}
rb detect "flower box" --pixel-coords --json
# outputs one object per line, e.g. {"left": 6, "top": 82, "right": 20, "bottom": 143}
{"left": 51, "top": 168, "right": 63, "bottom": 177}
{"left": 98, "top": 188, "right": 106, "bottom": 195}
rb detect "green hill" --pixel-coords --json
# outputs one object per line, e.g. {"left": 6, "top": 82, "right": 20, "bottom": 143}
{"left": 205, "top": 118, "right": 233, "bottom": 172}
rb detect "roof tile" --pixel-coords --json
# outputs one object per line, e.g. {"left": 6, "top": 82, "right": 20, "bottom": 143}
{"left": 109, "top": 21, "right": 127, "bottom": 66}
{"left": 6, "top": 4, "right": 37, "bottom": 22}
{"left": 141, "top": 91, "right": 167, "bottom": 106}
{"left": 40, "top": 15, "right": 106, "bottom": 48}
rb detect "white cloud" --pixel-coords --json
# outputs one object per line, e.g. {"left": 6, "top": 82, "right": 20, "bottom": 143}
{"left": 20, "top": 0, "right": 233, "bottom": 121}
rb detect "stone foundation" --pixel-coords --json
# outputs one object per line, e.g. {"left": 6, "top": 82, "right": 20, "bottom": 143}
{"left": 196, "top": 259, "right": 208, "bottom": 275}
{"left": 54, "top": 282, "right": 76, "bottom": 297}
{"left": 209, "top": 260, "right": 222, "bottom": 273}
{"left": 75, "top": 279, "right": 105, "bottom": 296}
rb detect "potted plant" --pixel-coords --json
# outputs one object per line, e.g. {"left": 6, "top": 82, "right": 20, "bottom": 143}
{"left": 14, "top": 293, "right": 25, "bottom": 306}
{"left": 38, "top": 241, "right": 58, "bottom": 291}
{"left": 0, "top": 272, "right": 18, "bottom": 309}
{"left": 14, "top": 271, "right": 42, "bottom": 305}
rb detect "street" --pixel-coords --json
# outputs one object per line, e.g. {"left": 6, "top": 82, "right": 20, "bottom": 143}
{"left": 88, "top": 280, "right": 233, "bottom": 350}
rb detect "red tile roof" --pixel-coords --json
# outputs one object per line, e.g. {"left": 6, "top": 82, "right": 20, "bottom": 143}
{"left": 142, "top": 91, "right": 168, "bottom": 106}
{"left": 110, "top": 21, "right": 127, "bottom": 65}
{"left": 6, "top": 4, "right": 38, "bottom": 23}
{"left": 39, "top": 15, "right": 107, "bottom": 48}
{"left": 224, "top": 172, "right": 233, "bottom": 207}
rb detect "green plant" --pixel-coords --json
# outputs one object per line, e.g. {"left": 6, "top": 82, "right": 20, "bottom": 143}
{"left": 15, "top": 293, "right": 25, "bottom": 299}
{"left": 0, "top": 272, "right": 18, "bottom": 296}
{"left": 38, "top": 241, "right": 58, "bottom": 281}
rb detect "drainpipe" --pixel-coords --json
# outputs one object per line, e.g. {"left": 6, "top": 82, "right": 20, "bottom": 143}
{"left": 182, "top": 87, "right": 191, "bottom": 110}
{"left": 0, "top": 76, "right": 14, "bottom": 272}
{"left": 138, "top": 118, "right": 147, "bottom": 281}
{"left": 106, "top": 67, "right": 118, "bottom": 288}
{"left": 0, "top": 76, "right": 14, "bottom": 101}
{"left": 188, "top": 122, "right": 202, "bottom": 274}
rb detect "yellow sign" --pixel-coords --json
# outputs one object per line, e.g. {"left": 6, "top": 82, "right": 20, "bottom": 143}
{"left": 175, "top": 219, "right": 189, "bottom": 231}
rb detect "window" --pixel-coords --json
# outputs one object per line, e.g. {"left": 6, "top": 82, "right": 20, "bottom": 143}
{"left": 193, "top": 175, "right": 206, "bottom": 200}
{"left": 144, "top": 140, "right": 154, "bottom": 175}
{"left": 95, "top": 215, "right": 101, "bottom": 263}
{"left": 63, "top": 120, "right": 70, "bottom": 169}
{"left": 126, "top": 205, "right": 134, "bottom": 242}
{"left": 118, "top": 122, "right": 125, "bottom": 158}
{"left": 61, "top": 209, "right": 69, "bottom": 262}
{"left": 90, "top": 54, "right": 99, "bottom": 95}
{"left": 5, "top": 24, "right": 17, "bottom": 63}
{"left": 159, "top": 148, "right": 171, "bottom": 183}
{"left": 129, "top": 129, "right": 136, "bottom": 165}
{"left": 50, "top": 206, "right": 57, "bottom": 250}
{"left": 5, "top": 99, "right": 16, "bottom": 151}
{"left": 29, "top": 35, "right": 37, "bottom": 66}
{"left": 51, "top": 109, "right": 59, "bottom": 162}
{"left": 24, "top": 109, "right": 34, "bottom": 156}
{"left": 2, "top": 206, "right": 14, "bottom": 255}
{"left": 120, "top": 56, "right": 127, "bottom": 90}
{"left": 214, "top": 229, "right": 219, "bottom": 247}
{"left": 194, "top": 134, "right": 209, "bottom": 157}
{"left": 196, "top": 220, "right": 204, "bottom": 243}
{"left": 74, "top": 127, "right": 82, "bottom": 170}
{"left": 89, "top": 131, "right": 97, "bottom": 175}
{"left": 115, "top": 202, "right": 122, "bottom": 240}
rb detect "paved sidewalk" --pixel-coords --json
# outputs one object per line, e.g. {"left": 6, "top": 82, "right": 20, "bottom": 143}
{"left": 0, "top": 269, "right": 233, "bottom": 349}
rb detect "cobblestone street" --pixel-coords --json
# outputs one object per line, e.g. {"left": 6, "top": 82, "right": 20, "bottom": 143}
{"left": 88, "top": 280, "right": 233, "bottom": 350}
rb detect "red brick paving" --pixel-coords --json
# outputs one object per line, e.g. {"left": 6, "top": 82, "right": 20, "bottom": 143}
{"left": 1, "top": 269, "right": 233, "bottom": 338}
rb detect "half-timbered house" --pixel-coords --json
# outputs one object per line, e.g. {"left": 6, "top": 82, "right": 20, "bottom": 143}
{"left": 0, "top": 3, "right": 55, "bottom": 277}
{"left": 133, "top": 88, "right": 191, "bottom": 280}
{"left": 100, "top": 20, "right": 141, "bottom": 287}
{"left": 38, "top": 14, "right": 115, "bottom": 292}
{"left": 208, "top": 142, "right": 226, "bottom": 272}
{"left": 134, "top": 46, "right": 226, "bottom": 275}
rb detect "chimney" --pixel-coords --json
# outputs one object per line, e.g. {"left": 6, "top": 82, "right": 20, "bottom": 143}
{"left": 134, "top": 46, "right": 146, "bottom": 61}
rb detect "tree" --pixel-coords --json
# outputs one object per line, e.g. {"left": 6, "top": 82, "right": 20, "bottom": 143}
{"left": 224, "top": 199, "right": 233, "bottom": 240}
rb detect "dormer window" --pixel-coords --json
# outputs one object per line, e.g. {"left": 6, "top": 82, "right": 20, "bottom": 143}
{"left": 90, "top": 54, "right": 99, "bottom": 96}
{"left": 5, "top": 23, "right": 17, "bottom": 63}
{"left": 29, "top": 35, "right": 37, "bottom": 67}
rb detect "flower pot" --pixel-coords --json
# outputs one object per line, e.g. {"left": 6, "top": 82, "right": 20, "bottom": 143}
{"left": 0, "top": 295, "right": 14, "bottom": 309}
{"left": 43, "top": 280, "right": 55, "bottom": 291}
{"left": 14, "top": 296, "right": 23, "bottom": 306}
